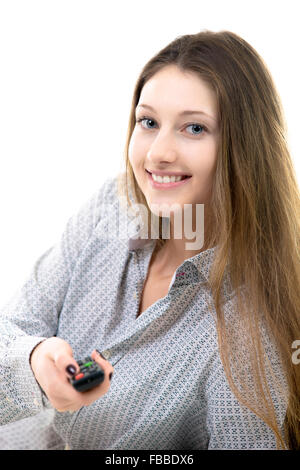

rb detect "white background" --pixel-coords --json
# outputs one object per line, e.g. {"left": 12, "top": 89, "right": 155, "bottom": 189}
{"left": 0, "top": 0, "right": 299, "bottom": 307}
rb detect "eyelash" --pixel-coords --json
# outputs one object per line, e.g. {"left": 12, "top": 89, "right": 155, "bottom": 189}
{"left": 135, "top": 116, "right": 208, "bottom": 136}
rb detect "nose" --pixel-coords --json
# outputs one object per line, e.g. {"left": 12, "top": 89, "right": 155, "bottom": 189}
{"left": 146, "top": 130, "right": 178, "bottom": 165}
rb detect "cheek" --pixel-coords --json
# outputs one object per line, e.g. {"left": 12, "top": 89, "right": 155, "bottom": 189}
{"left": 128, "top": 134, "right": 144, "bottom": 170}
{"left": 128, "top": 138, "right": 147, "bottom": 194}
{"left": 190, "top": 144, "right": 217, "bottom": 198}
{"left": 128, "top": 137, "right": 135, "bottom": 168}
{"left": 197, "top": 161, "right": 216, "bottom": 197}
{"left": 191, "top": 148, "right": 217, "bottom": 180}
{"left": 202, "top": 156, "right": 217, "bottom": 180}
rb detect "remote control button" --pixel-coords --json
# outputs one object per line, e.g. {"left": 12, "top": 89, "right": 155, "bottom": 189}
{"left": 75, "top": 373, "right": 84, "bottom": 380}
{"left": 83, "top": 361, "right": 93, "bottom": 368}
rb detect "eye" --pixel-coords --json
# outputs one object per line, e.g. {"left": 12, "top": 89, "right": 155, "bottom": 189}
{"left": 136, "top": 116, "right": 207, "bottom": 136}
{"left": 136, "top": 117, "right": 157, "bottom": 129}
{"left": 185, "top": 123, "right": 207, "bottom": 135}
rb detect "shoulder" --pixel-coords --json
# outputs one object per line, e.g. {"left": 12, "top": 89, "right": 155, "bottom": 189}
{"left": 83, "top": 173, "right": 126, "bottom": 229}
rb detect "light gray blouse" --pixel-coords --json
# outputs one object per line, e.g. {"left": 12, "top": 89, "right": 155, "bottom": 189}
{"left": 0, "top": 174, "right": 287, "bottom": 450}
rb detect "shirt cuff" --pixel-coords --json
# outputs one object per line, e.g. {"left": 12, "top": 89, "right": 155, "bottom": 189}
{"left": 1, "top": 336, "right": 54, "bottom": 424}
{"left": 29, "top": 339, "right": 53, "bottom": 409}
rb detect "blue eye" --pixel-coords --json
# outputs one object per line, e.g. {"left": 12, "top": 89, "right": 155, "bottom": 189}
{"left": 186, "top": 123, "right": 206, "bottom": 135}
{"left": 136, "top": 116, "right": 207, "bottom": 136}
{"left": 137, "top": 117, "right": 156, "bottom": 129}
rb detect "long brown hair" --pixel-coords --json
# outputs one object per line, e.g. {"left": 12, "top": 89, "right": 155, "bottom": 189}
{"left": 118, "top": 30, "right": 300, "bottom": 449}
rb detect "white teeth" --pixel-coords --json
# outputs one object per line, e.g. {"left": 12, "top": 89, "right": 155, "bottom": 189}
{"left": 151, "top": 174, "right": 185, "bottom": 183}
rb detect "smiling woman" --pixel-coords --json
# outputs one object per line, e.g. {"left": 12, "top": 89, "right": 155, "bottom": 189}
{"left": 128, "top": 64, "right": 219, "bottom": 261}
{"left": 120, "top": 30, "right": 300, "bottom": 449}
{"left": 0, "top": 29, "right": 299, "bottom": 451}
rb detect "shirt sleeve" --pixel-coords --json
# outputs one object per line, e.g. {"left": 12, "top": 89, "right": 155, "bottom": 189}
{"left": 0, "top": 177, "right": 113, "bottom": 426}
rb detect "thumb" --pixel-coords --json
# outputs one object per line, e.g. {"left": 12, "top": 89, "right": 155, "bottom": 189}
{"left": 48, "top": 337, "right": 79, "bottom": 377}
{"left": 90, "top": 349, "right": 114, "bottom": 379}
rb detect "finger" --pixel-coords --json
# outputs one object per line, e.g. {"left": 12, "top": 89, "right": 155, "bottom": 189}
{"left": 90, "top": 349, "right": 114, "bottom": 376}
{"left": 42, "top": 338, "right": 79, "bottom": 378}
{"left": 52, "top": 350, "right": 114, "bottom": 409}
{"left": 77, "top": 350, "right": 114, "bottom": 403}
{"left": 52, "top": 348, "right": 79, "bottom": 378}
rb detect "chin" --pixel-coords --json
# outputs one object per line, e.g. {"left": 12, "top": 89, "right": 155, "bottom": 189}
{"left": 148, "top": 201, "right": 184, "bottom": 219}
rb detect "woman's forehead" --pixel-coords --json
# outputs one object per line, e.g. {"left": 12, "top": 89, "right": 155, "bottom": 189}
{"left": 138, "top": 67, "right": 219, "bottom": 122}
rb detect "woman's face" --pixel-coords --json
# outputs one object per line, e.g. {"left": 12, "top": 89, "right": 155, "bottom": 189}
{"left": 128, "top": 65, "right": 220, "bottom": 218}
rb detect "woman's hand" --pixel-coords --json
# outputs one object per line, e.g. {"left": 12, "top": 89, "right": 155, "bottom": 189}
{"left": 30, "top": 337, "right": 114, "bottom": 412}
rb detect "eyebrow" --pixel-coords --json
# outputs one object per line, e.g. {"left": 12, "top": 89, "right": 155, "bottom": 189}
{"left": 136, "top": 103, "right": 217, "bottom": 122}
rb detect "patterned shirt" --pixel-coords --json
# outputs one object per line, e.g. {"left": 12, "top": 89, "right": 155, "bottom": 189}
{"left": 0, "top": 174, "right": 287, "bottom": 450}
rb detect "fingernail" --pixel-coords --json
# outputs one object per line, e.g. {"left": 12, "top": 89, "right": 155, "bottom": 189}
{"left": 66, "top": 365, "right": 76, "bottom": 375}
{"left": 96, "top": 349, "right": 107, "bottom": 360}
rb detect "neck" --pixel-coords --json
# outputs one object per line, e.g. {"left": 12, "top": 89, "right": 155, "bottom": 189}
{"left": 151, "top": 203, "right": 213, "bottom": 276}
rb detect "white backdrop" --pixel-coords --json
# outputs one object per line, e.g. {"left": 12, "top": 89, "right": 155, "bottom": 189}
{"left": 0, "top": 0, "right": 299, "bottom": 307}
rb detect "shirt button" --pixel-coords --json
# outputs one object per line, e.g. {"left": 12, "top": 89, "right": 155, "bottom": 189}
{"left": 101, "top": 349, "right": 111, "bottom": 360}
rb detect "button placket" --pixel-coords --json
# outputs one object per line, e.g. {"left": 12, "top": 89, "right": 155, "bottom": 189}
{"left": 132, "top": 250, "right": 144, "bottom": 318}
{"left": 133, "top": 251, "right": 139, "bottom": 300}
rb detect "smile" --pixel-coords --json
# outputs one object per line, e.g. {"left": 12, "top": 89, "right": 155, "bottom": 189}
{"left": 146, "top": 170, "right": 192, "bottom": 189}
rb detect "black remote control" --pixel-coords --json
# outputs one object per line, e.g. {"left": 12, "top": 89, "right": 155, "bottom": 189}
{"left": 69, "top": 356, "right": 105, "bottom": 392}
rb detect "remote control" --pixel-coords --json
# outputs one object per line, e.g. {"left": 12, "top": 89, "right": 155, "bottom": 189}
{"left": 69, "top": 356, "right": 105, "bottom": 392}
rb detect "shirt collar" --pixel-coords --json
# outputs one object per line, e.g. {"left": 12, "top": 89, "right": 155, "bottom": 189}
{"left": 128, "top": 221, "right": 217, "bottom": 284}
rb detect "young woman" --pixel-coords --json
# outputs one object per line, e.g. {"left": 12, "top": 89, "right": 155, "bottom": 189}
{"left": 0, "top": 30, "right": 299, "bottom": 450}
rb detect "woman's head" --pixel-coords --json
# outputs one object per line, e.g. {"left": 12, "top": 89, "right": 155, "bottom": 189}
{"left": 119, "top": 30, "right": 300, "bottom": 449}
{"left": 123, "top": 29, "right": 295, "bottom": 252}
{"left": 128, "top": 64, "right": 220, "bottom": 224}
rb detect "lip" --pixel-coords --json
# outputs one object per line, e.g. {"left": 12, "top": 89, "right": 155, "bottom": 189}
{"left": 146, "top": 169, "right": 192, "bottom": 189}
{"left": 146, "top": 169, "right": 191, "bottom": 177}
